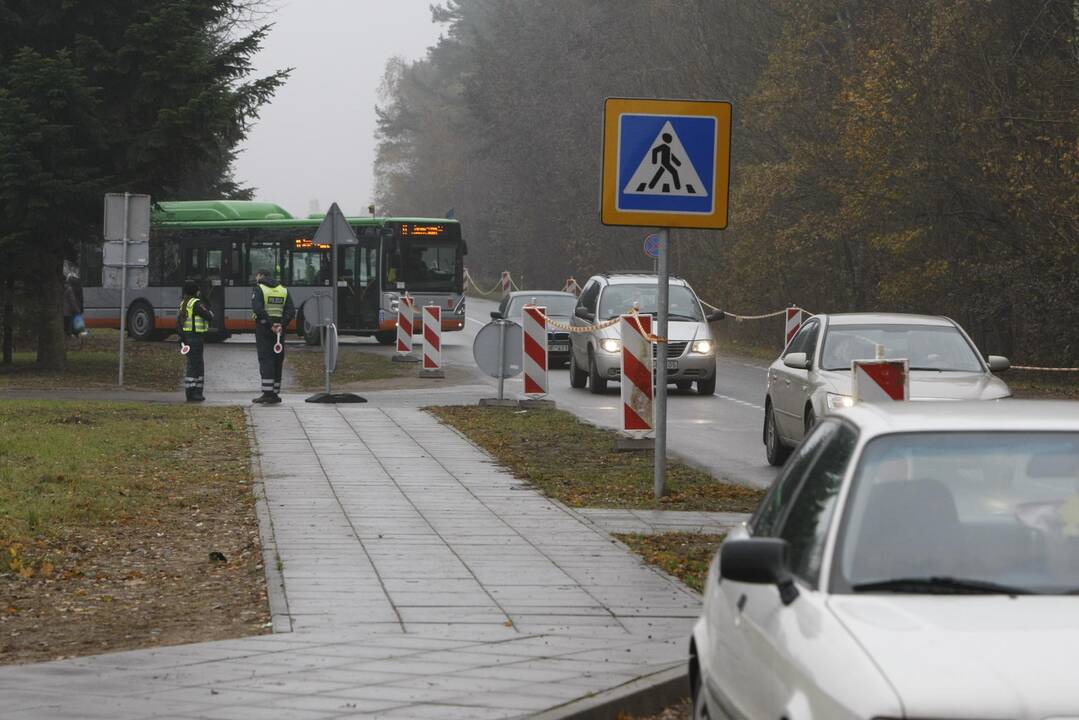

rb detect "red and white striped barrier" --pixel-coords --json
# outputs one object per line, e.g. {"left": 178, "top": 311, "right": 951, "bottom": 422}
{"left": 784, "top": 307, "right": 803, "bottom": 347}
{"left": 396, "top": 295, "right": 415, "bottom": 354}
{"left": 522, "top": 305, "right": 548, "bottom": 398}
{"left": 852, "top": 359, "right": 909, "bottom": 402}
{"left": 501, "top": 271, "right": 512, "bottom": 298}
{"left": 421, "top": 305, "right": 444, "bottom": 377}
{"left": 620, "top": 313, "right": 654, "bottom": 433}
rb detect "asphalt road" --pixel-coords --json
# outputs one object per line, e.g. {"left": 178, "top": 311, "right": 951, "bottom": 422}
{"left": 446, "top": 296, "right": 781, "bottom": 490}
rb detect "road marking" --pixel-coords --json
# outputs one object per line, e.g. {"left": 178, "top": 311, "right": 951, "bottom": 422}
{"left": 717, "top": 394, "right": 764, "bottom": 411}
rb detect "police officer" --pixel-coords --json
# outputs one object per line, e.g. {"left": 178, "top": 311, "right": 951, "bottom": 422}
{"left": 251, "top": 268, "right": 295, "bottom": 404}
{"left": 178, "top": 279, "right": 214, "bottom": 402}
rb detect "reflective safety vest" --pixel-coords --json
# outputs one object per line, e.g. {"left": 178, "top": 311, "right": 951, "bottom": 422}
{"left": 181, "top": 297, "right": 208, "bottom": 333}
{"left": 258, "top": 283, "right": 289, "bottom": 319}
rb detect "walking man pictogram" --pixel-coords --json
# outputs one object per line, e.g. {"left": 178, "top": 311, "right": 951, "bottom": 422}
{"left": 640, "top": 133, "right": 682, "bottom": 193}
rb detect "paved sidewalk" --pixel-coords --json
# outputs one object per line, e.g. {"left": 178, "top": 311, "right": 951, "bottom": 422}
{"left": 578, "top": 509, "right": 749, "bottom": 536}
{"left": 2, "top": 405, "right": 698, "bottom": 719}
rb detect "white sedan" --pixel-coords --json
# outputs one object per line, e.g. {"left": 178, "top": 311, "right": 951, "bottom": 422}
{"left": 764, "top": 313, "right": 1011, "bottom": 466}
{"left": 692, "top": 400, "right": 1079, "bottom": 720}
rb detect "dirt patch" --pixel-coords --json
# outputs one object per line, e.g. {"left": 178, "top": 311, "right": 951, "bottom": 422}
{"left": 0, "top": 402, "right": 269, "bottom": 665}
{"left": 616, "top": 532, "right": 725, "bottom": 593}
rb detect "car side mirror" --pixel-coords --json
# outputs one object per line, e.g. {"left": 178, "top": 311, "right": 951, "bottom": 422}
{"left": 987, "top": 355, "right": 1010, "bottom": 372}
{"left": 783, "top": 352, "right": 809, "bottom": 370}
{"left": 706, "top": 309, "right": 726, "bottom": 322}
{"left": 720, "top": 538, "right": 799, "bottom": 605}
{"left": 490, "top": 310, "right": 503, "bottom": 320}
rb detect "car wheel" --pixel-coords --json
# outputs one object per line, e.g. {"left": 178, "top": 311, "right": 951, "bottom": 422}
{"left": 588, "top": 348, "right": 607, "bottom": 394}
{"left": 569, "top": 351, "right": 588, "bottom": 388}
{"left": 693, "top": 680, "right": 712, "bottom": 720}
{"left": 374, "top": 330, "right": 396, "bottom": 346}
{"left": 696, "top": 374, "right": 716, "bottom": 395}
{"left": 676, "top": 380, "right": 693, "bottom": 392}
{"left": 127, "top": 301, "right": 155, "bottom": 341}
{"left": 301, "top": 311, "right": 321, "bottom": 346}
{"left": 804, "top": 406, "right": 817, "bottom": 436}
{"left": 765, "top": 402, "right": 791, "bottom": 466}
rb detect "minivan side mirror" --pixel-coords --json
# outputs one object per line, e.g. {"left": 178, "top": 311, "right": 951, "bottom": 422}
{"left": 987, "top": 355, "right": 1010, "bottom": 372}
{"left": 783, "top": 352, "right": 809, "bottom": 370}
{"left": 490, "top": 310, "right": 503, "bottom": 320}
{"left": 576, "top": 306, "right": 594, "bottom": 321}
{"left": 720, "top": 538, "right": 799, "bottom": 605}
{"left": 706, "top": 309, "right": 726, "bottom": 322}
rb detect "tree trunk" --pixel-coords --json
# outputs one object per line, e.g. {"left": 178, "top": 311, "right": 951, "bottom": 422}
{"left": 35, "top": 255, "right": 66, "bottom": 371}
{"left": 2, "top": 278, "right": 12, "bottom": 365}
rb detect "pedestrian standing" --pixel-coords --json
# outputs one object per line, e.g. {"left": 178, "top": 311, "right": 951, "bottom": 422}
{"left": 62, "top": 276, "right": 81, "bottom": 338}
{"left": 178, "top": 280, "right": 214, "bottom": 402}
{"left": 251, "top": 268, "right": 294, "bottom": 404}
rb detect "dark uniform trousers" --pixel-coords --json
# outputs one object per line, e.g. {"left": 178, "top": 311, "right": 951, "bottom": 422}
{"left": 255, "top": 323, "right": 284, "bottom": 396}
{"left": 184, "top": 336, "right": 206, "bottom": 394}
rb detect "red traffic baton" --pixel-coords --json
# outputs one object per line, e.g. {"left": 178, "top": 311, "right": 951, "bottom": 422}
{"left": 274, "top": 331, "right": 283, "bottom": 354}
{"left": 180, "top": 343, "right": 191, "bottom": 355}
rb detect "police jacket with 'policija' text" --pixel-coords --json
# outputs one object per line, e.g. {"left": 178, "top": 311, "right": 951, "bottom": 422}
{"left": 251, "top": 279, "right": 295, "bottom": 327}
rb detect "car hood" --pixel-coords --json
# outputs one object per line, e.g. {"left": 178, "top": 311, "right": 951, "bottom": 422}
{"left": 829, "top": 595, "right": 1079, "bottom": 718}
{"left": 817, "top": 368, "right": 1011, "bottom": 400}
{"left": 600, "top": 319, "right": 707, "bottom": 342}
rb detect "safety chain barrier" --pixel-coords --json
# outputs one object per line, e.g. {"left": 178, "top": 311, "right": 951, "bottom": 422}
{"left": 528, "top": 305, "right": 667, "bottom": 343}
{"left": 1011, "top": 365, "right": 1079, "bottom": 372}
{"left": 463, "top": 269, "right": 505, "bottom": 297}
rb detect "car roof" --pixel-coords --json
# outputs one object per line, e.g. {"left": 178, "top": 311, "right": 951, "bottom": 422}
{"left": 834, "top": 401, "right": 1079, "bottom": 436}
{"left": 817, "top": 313, "right": 954, "bottom": 327}
{"left": 504, "top": 291, "right": 576, "bottom": 300}
{"left": 594, "top": 273, "right": 689, "bottom": 287}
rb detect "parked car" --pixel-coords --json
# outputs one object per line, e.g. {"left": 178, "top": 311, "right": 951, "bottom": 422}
{"left": 692, "top": 400, "right": 1079, "bottom": 720}
{"left": 568, "top": 272, "right": 724, "bottom": 395}
{"left": 764, "top": 313, "right": 1011, "bottom": 465}
{"left": 492, "top": 290, "right": 577, "bottom": 366}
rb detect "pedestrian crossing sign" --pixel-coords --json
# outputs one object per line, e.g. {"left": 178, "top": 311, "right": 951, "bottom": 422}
{"left": 601, "top": 98, "right": 732, "bottom": 229}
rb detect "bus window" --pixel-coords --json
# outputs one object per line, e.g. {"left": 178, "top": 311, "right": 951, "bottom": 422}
{"left": 288, "top": 250, "right": 329, "bottom": 286}
{"left": 402, "top": 244, "right": 457, "bottom": 289}
{"left": 80, "top": 241, "right": 104, "bottom": 286}
{"left": 246, "top": 244, "right": 279, "bottom": 283}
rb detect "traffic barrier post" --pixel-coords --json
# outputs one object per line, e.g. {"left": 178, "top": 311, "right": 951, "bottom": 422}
{"left": 522, "top": 305, "right": 548, "bottom": 400}
{"left": 784, "top": 307, "right": 803, "bottom": 347}
{"left": 619, "top": 313, "right": 655, "bottom": 447}
{"left": 393, "top": 295, "right": 420, "bottom": 363}
{"left": 420, "top": 305, "right": 445, "bottom": 378}
{"left": 852, "top": 356, "right": 909, "bottom": 402}
{"left": 501, "top": 271, "right": 513, "bottom": 298}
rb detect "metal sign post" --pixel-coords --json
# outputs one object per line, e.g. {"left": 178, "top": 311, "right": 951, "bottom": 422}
{"left": 600, "top": 97, "right": 732, "bottom": 499}
{"left": 119, "top": 193, "right": 129, "bottom": 386}
{"left": 103, "top": 193, "right": 151, "bottom": 387}
{"left": 473, "top": 318, "right": 523, "bottom": 407}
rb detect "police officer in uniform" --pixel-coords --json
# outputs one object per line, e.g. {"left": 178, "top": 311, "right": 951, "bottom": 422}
{"left": 251, "top": 268, "right": 295, "bottom": 404}
{"left": 178, "top": 279, "right": 214, "bottom": 402}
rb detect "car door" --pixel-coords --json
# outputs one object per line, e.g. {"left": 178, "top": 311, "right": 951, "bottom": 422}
{"left": 771, "top": 319, "right": 820, "bottom": 441}
{"left": 571, "top": 280, "right": 599, "bottom": 366}
{"left": 708, "top": 423, "right": 834, "bottom": 718}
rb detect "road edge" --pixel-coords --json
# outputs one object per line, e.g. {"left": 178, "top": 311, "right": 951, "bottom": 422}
{"left": 531, "top": 664, "right": 689, "bottom": 720}
{"left": 247, "top": 407, "right": 293, "bottom": 633}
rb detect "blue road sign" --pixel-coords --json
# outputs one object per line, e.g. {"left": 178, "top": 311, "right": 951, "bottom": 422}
{"left": 643, "top": 233, "right": 662, "bottom": 258}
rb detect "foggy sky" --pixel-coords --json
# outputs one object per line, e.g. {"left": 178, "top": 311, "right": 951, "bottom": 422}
{"left": 233, "top": 0, "right": 445, "bottom": 218}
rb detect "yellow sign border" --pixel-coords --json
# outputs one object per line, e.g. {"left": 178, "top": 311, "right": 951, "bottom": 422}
{"left": 601, "top": 97, "right": 732, "bottom": 229}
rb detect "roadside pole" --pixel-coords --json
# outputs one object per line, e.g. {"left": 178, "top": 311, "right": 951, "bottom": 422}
{"left": 118, "top": 192, "right": 129, "bottom": 387}
{"left": 497, "top": 319, "right": 506, "bottom": 401}
{"left": 654, "top": 229, "right": 669, "bottom": 498}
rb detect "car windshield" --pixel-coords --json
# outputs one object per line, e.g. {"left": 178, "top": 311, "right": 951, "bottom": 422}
{"left": 834, "top": 432, "right": 1079, "bottom": 595}
{"left": 598, "top": 284, "right": 703, "bottom": 321}
{"left": 506, "top": 294, "right": 576, "bottom": 318}
{"left": 820, "top": 323, "right": 983, "bottom": 372}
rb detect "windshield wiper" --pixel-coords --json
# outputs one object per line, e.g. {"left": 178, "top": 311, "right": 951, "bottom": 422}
{"left": 851, "top": 576, "right": 1036, "bottom": 595}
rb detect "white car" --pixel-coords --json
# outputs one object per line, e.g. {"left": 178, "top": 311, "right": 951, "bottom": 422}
{"left": 692, "top": 400, "right": 1079, "bottom": 720}
{"left": 764, "top": 313, "right": 1011, "bottom": 465}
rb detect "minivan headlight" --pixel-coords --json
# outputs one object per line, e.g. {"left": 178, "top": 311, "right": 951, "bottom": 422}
{"left": 691, "top": 340, "right": 714, "bottom": 355}
{"left": 826, "top": 393, "right": 854, "bottom": 411}
{"left": 600, "top": 338, "right": 621, "bottom": 353}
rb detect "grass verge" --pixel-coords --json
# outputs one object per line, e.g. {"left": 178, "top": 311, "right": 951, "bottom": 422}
{"left": 616, "top": 532, "right": 725, "bottom": 593}
{"left": 429, "top": 406, "right": 765, "bottom": 511}
{"left": 0, "top": 330, "right": 182, "bottom": 391}
{"left": 290, "top": 346, "right": 414, "bottom": 389}
{"left": 0, "top": 401, "right": 268, "bottom": 664}
{"left": 1006, "top": 372, "right": 1079, "bottom": 399}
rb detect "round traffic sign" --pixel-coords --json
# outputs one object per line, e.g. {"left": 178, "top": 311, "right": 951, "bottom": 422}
{"left": 473, "top": 320, "right": 523, "bottom": 379}
{"left": 643, "top": 233, "right": 662, "bottom": 258}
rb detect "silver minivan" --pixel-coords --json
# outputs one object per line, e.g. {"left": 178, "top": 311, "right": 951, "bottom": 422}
{"left": 568, "top": 273, "right": 724, "bottom": 395}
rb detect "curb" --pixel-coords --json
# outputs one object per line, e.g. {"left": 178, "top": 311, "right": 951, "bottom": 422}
{"left": 531, "top": 665, "right": 689, "bottom": 720}
{"left": 247, "top": 407, "right": 293, "bottom": 633}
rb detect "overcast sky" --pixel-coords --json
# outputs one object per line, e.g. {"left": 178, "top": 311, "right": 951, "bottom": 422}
{"left": 233, "top": 0, "right": 445, "bottom": 218}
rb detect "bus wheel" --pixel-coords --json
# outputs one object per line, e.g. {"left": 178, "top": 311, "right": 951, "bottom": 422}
{"left": 300, "top": 311, "right": 321, "bottom": 346}
{"left": 374, "top": 331, "right": 396, "bottom": 346}
{"left": 127, "top": 301, "right": 156, "bottom": 342}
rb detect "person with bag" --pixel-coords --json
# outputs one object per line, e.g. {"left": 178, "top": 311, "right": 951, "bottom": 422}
{"left": 63, "top": 276, "right": 84, "bottom": 338}
{"left": 177, "top": 280, "right": 214, "bottom": 402}
{"left": 251, "top": 268, "right": 294, "bottom": 404}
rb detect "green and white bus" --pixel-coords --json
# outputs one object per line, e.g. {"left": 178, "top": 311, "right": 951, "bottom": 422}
{"left": 77, "top": 200, "right": 467, "bottom": 343}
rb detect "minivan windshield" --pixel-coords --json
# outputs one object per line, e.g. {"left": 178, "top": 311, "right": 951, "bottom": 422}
{"left": 821, "top": 324, "right": 983, "bottom": 372}
{"left": 834, "top": 432, "right": 1079, "bottom": 595}
{"left": 598, "top": 284, "right": 703, "bottom": 321}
